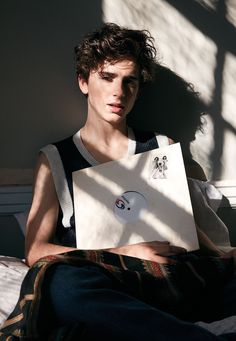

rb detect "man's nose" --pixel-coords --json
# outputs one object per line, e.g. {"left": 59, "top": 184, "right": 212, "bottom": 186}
{"left": 112, "top": 80, "right": 125, "bottom": 98}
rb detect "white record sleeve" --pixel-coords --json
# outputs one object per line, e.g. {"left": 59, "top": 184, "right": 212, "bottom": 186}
{"left": 72, "top": 143, "right": 199, "bottom": 251}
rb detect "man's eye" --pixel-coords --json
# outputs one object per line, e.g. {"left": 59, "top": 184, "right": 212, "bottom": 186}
{"left": 125, "top": 78, "right": 138, "bottom": 86}
{"left": 100, "top": 75, "right": 112, "bottom": 81}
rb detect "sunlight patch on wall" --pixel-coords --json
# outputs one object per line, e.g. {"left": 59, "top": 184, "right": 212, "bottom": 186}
{"left": 221, "top": 130, "right": 236, "bottom": 179}
{"left": 195, "top": 0, "right": 217, "bottom": 11}
{"left": 102, "top": 0, "right": 217, "bottom": 105}
{"left": 227, "top": 0, "right": 236, "bottom": 27}
{"left": 222, "top": 52, "right": 236, "bottom": 130}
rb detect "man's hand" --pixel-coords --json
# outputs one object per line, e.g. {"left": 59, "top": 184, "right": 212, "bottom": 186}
{"left": 107, "top": 241, "right": 186, "bottom": 264}
{"left": 221, "top": 248, "right": 236, "bottom": 269}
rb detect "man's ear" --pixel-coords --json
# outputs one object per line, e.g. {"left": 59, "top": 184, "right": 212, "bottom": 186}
{"left": 78, "top": 76, "right": 88, "bottom": 95}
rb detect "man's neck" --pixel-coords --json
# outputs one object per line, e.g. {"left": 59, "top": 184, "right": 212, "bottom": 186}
{"left": 81, "top": 119, "right": 127, "bottom": 146}
{"left": 80, "top": 120, "right": 129, "bottom": 163}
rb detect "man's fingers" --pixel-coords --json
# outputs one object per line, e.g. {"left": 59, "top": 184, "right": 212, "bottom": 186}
{"left": 170, "top": 245, "right": 187, "bottom": 254}
{"left": 155, "top": 245, "right": 186, "bottom": 256}
{"left": 153, "top": 255, "right": 177, "bottom": 264}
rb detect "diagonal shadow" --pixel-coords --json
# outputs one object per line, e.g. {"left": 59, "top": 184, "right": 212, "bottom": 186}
{"left": 166, "top": 0, "right": 236, "bottom": 56}
{"left": 209, "top": 44, "right": 225, "bottom": 180}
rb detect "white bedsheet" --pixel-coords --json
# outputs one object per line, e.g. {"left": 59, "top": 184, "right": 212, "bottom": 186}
{"left": 0, "top": 256, "right": 29, "bottom": 326}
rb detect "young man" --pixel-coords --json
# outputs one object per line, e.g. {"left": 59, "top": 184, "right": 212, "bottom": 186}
{"left": 1, "top": 23, "right": 236, "bottom": 340}
{"left": 26, "top": 23, "right": 183, "bottom": 266}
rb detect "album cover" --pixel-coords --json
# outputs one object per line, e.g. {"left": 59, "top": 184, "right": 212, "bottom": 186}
{"left": 72, "top": 143, "right": 199, "bottom": 251}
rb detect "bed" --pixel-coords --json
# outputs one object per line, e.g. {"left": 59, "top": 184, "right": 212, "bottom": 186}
{"left": 0, "top": 186, "right": 30, "bottom": 327}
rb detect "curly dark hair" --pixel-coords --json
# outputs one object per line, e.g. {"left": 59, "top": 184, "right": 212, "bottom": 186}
{"left": 74, "top": 23, "right": 157, "bottom": 84}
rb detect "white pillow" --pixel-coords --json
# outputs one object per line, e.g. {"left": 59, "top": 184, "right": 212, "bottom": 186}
{"left": 196, "top": 316, "right": 236, "bottom": 335}
{"left": 188, "top": 178, "right": 232, "bottom": 251}
{"left": 0, "top": 256, "right": 29, "bottom": 326}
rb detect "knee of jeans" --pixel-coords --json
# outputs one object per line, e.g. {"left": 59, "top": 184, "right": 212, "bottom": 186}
{"left": 42, "top": 263, "right": 114, "bottom": 302}
{"left": 41, "top": 264, "right": 72, "bottom": 302}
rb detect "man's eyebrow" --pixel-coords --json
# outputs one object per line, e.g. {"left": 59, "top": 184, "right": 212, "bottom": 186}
{"left": 99, "top": 71, "right": 139, "bottom": 80}
{"left": 99, "top": 71, "right": 116, "bottom": 77}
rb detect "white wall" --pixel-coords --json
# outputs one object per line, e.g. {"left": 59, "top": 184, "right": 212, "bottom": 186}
{"left": 103, "top": 0, "right": 236, "bottom": 182}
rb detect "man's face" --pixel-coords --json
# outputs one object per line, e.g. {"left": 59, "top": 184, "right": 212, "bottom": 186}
{"left": 79, "top": 59, "right": 139, "bottom": 125}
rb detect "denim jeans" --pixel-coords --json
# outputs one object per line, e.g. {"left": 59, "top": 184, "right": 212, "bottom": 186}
{"left": 38, "top": 263, "right": 236, "bottom": 340}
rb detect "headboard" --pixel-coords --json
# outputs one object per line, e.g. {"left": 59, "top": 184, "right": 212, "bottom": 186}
{"left": 0, "top": 186, "right": 32, "bottom": 258}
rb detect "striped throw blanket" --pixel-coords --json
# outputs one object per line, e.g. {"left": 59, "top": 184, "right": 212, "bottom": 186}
{"left": 0, "top": 250, "right": 233, "bottom": 340}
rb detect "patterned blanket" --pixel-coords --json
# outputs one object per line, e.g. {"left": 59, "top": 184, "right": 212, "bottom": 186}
{"left": 0, "top": 249, "right": 233, "bottom": 340}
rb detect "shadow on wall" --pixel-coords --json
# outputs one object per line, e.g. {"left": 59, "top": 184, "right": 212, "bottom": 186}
{"left": 128, "top": 64, "right": 207, "bottom": 178}
{"left": 165, "top": 0, "right": 236, "bottom": 180}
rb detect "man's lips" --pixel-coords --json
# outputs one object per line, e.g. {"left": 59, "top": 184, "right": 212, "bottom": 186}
{"left": 107, "top": 103, "right": 125, "bottom": 113}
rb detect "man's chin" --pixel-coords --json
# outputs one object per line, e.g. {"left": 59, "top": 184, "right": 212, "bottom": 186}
{"left": 104, "top": 114, "right": 127, "bottom": 125}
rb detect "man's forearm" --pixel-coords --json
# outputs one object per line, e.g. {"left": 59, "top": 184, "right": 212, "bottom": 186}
{"left": 26, "top": 241, "right": 77, "bottom": 267}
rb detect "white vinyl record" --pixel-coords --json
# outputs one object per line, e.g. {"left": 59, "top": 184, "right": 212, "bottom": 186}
{"left": 114, "top": 191, "right": 147, "bottom": 223}
{"left": 73, "top": 142, "right": 199, "bottom": 251}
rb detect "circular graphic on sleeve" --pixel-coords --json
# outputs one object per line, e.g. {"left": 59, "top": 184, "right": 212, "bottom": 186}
{"left": 114, "top": 191, "right": 147, "bottom": 223}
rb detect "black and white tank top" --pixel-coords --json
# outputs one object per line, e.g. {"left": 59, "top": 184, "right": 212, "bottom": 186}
{"left": 41, "top": 127, "right": 169, "bottom": 246}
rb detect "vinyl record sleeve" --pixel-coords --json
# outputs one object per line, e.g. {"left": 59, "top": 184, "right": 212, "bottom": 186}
{"left": 72, "top": 143, "right": 199, "bottom": 251}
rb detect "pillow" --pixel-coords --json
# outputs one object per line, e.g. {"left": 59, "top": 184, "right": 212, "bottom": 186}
{"left": 196, "top": 316, "right": 236, "bottom": 335}
{"left": 0, "top": 256, "right": 29, "bottom": 326}
{"left": 188, "top": 178, "right": 232, "bottom": 251}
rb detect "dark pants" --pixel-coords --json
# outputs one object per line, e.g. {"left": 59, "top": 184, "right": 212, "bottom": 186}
{"left": 223, "top": 272, "right": 236, "bottom": 317}
{"left": 39, "top": 263, "right": 236, "bottom": 340}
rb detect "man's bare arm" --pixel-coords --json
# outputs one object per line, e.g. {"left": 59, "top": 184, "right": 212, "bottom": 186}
{"left": 25, "top": 153, "right": 76, "bottom": 266}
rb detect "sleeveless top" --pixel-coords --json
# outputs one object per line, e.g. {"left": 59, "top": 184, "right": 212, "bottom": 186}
{"left": 41, "top": 127, "right": 169, "bottom": 247}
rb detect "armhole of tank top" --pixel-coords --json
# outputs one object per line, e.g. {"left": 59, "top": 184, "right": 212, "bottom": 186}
{"left": 40, "top": 144, "right": 73, "bottom": 228}
{"left": 155, "top": 134, "right": 170, "bottom": 147}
